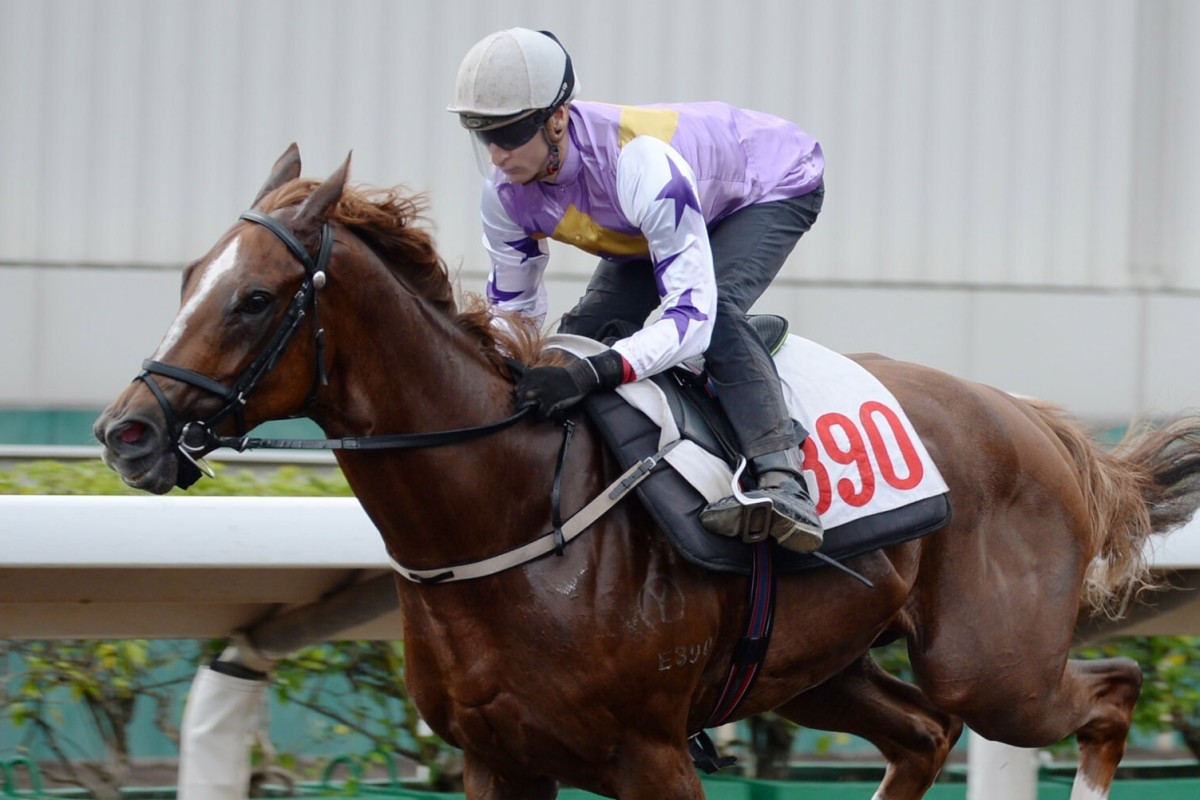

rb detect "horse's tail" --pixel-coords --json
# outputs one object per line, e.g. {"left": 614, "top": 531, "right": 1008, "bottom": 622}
{"left": 1031, "top": 401, "right": 1200, "bottom": 616}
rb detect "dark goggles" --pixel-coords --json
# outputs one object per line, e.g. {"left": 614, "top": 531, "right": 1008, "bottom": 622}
{"left": 468, "top": 111, "right": 550, "bottom": 151}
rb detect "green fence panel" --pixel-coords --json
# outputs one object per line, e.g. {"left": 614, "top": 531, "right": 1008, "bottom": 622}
{"left": 2, "top": 761, "right": 1196, "bottom": 799}
{"left": 0, "top": 410, "right": 101, "bottom": 446}
{"left": 1, "top": 756, "right": 42, "bottom": 797}
{"left": 306, "top": 776, "right": 1195, "bottom": 800}
{"left": 1108, "top": 777, "right": 1199, "bottom": 799}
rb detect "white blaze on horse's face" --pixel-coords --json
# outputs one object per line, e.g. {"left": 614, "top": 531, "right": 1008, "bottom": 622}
{"left": 153, "top": 236, "right": 244, "bottom": 359}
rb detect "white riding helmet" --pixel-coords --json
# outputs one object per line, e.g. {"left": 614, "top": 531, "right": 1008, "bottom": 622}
{"left": 448, "top": 28, "right": 578, "bottom": 136}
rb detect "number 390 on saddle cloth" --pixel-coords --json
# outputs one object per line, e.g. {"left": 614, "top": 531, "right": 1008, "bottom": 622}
{"left": 775, "top": 335, "right": 949, "bottom": 531}
{"left": 571, "top": 333, "right": 953, "bottom": 575}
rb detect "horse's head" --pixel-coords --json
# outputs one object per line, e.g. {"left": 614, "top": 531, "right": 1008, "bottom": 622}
{"left": 94, "top": 144, "right": 350, "bottom": 493}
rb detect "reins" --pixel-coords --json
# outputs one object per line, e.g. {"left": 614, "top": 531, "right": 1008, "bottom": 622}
{"left": 191, "top": 405, "right": 533, "bottom": 454}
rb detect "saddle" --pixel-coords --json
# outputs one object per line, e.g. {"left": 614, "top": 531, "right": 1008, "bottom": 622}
{"left": 578, "top": 316, "right": 952, "bottom": 575}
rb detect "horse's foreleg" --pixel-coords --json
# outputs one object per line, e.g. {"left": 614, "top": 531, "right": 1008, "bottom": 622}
{"left": 578, "top": 743, "right": 700, "bottom": 796}
{"left": 462, "top": 755, "right": 558, "bottom": 800}
{"left": 776, "top": 653, "right": 963, "bottom": 800}
{"left": 608, "top": 739, "right": 705, "bottom": 800}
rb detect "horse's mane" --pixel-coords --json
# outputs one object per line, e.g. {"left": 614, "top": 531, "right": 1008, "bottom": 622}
{"left": 261, "top": 179, "right": 551, "bottom": 371}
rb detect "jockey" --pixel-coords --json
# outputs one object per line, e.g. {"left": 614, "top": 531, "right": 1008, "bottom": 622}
{"left": 448, "top": 27, "right": 826, "bottom": 554}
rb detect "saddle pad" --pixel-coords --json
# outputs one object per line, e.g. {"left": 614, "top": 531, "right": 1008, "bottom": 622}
{"left": 553, "top": 334, "right": 953, "bottom": 575}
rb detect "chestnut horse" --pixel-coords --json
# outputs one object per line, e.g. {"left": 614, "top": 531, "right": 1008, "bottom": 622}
{"left": 96, "top": 146, "right": 1200, "bottom": 800}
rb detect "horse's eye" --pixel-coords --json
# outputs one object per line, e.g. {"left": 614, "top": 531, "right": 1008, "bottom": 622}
{"left": 239, "top": 291, "right": 274, "bottom": 315}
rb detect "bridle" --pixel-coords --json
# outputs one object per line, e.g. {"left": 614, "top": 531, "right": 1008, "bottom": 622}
{"left": 135, "top": 208, "right": 531, "bottom": 488}
{"left": 135, "top": 210, "right": 332, "bottom": 485}
{"left": 134, "top": 203, "right": 593, "bottom": 587}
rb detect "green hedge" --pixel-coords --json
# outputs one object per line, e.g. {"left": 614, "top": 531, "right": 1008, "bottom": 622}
{"left": 0, "top": 458, "right": 351, "bottom": 498}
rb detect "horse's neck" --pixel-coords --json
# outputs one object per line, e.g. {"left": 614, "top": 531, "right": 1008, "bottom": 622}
{"left": 314, "top": 289, "right": 591, "bottom": 568}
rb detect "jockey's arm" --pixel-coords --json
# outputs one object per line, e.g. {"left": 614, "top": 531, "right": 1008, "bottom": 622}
{"left": 480, "top": 181, "right": 550, "bottom": 330}
{"left": 609, "top": 136, "right": 718, "bottom": 380}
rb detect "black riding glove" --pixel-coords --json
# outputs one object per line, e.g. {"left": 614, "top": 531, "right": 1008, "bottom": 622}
{"left": 516, "top": 350, "right": 629, "bottom": 420}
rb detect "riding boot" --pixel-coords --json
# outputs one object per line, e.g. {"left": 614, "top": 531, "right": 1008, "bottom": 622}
{"left": 700, "top": 448, "right": 824, "bottom": 553}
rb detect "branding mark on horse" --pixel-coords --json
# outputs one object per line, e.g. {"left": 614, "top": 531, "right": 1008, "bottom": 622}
{"left": 555, "top": 565, "right": 589, "bottom": 597}
{"left": 657, "top": 637, "right": 713, "bottom": 671}
{"left": 643, "top": 574, "right": 686, "bottom": 624}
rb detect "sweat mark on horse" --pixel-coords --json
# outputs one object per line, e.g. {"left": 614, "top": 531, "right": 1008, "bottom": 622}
{"left": 95, "top": 145, "right": 1200, "bottom": 800}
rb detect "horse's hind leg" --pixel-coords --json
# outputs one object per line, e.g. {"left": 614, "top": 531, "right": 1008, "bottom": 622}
{"left": 1064, "top": 658, "right": 1142, "bottom": 799}
{"left": 916, "top": 646, "right": 1142, "bottom": 800}
{"left": 776, "top": 653, "right": 963, "bottom": 800}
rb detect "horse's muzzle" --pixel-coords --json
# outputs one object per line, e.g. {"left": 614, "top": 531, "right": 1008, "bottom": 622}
{"left": 93, "top": 408, "right": 180, "bottom": 494}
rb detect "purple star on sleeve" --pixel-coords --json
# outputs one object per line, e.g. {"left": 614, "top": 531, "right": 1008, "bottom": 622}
{"left": 654, "top": 156, "right": 702, "bottom": 229}
{"left": 651, "top": 250, "right": 680, "bottom": 296}
{"left": 504, "top": 236, "right": 542, "bottom": 263}
{"left": 661, "top": 289, "right": 710, "bottom": 343}
{"left": 486, "top": 275, "right": 523, "bottom": 303}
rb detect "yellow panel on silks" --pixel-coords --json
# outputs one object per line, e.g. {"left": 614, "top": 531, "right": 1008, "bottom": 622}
{"left": 617, "top": 105, "right": 680, "bottom": 148}
{"left": 550, "top": 204, "right": 649, "bottom": 258}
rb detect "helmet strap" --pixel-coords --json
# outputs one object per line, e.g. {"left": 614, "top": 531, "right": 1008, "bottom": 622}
{"left": 531, "top": 127, "right": 561, "bottom": 183}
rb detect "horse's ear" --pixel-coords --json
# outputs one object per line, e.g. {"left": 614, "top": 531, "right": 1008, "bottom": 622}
{"left": 294, "top": 152, "right": 351, "bottom": 233}
{"left": 251, "top": 143, "right": 302, "bottom": 209}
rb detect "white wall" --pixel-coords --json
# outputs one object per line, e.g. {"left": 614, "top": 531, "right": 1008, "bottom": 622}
{"left": 4, "top": 0, "right": 1200, "bottom": 424}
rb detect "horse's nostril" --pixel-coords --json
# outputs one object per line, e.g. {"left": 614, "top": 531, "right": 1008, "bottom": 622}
{"left": 106, "top": 418, "right": 158, "bottom": 454}
{"left": 120, "top": 421, "right": 147, "bottom": 445}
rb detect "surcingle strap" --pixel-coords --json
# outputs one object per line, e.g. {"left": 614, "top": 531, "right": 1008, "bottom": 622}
{"left": 688, "top": 539, "right": 777, "bottom": 772}
{"left": 707, "top": 540, "right": 777, "bottom": 725}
